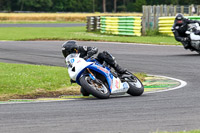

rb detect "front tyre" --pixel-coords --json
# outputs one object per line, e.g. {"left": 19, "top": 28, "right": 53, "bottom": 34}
{"left": 196, "top": 50, "right": 200, "bottom": 54}
{"left": 80, "top": 87, "right": 90, "bottom": 96}
{"left": 127, "top": 75, "right": 144, "bottom": 96}
{"left": 79, "top": 75, "right": 110, "bottom": 99}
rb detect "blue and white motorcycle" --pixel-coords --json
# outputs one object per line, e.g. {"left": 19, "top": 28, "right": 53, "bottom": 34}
{"left": 65, "top": 53, "right": 144, "bottom": 99}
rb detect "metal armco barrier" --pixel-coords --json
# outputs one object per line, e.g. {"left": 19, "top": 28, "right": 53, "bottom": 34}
{"left": 159, "top": 16, "right": 200, "bottom": 36}
{"left": 100, "top": 16, "right": 142, "bottom": 36}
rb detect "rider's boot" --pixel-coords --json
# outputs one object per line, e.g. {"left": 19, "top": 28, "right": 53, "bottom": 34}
{"left": 195, "top": 30, "right": 200, "bottom": 35}
{"left": 113, "top": 63, "right": 127, "bottom": 74}
{"left": 182, "top": 42, "right": 190, "bottom": 49}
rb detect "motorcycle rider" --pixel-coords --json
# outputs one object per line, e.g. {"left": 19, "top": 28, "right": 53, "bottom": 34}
{"left": 61, "top": 41, "right": 127, "bottom": 74}
{"left": 172, "top": 13, "right": 200, "bottom": 49}
{"left": 62, "top": 41, "right": 127, "bottom": 96}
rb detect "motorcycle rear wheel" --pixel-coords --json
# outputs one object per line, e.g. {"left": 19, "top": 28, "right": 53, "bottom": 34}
{"left": 127, "top": 75, "right": 144, "bottom": 96}
{"left": 80, "top": 75, "right": 110, "bottom": 99}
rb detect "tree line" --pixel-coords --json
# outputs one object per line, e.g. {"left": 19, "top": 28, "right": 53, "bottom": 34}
{"left": 0, "top": 0, "right": 200, "bottom": 12}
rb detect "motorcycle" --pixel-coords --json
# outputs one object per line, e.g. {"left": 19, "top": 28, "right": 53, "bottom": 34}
{"left": 65, "top": 53, "right": 144, "bottom": 99}
{"left": 185, "top": 23, "right": 200, "bottom": 54}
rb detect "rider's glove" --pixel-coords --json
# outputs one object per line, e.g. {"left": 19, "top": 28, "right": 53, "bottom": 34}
{"left": 70, "top": 79, "right": 76, "bottom": 84}
{"left": 182, "top": 37, "right": 190, "bottom": 42}
{"left": 83, "top": 56, "right": 89, "bottom": 60}
{"left": 195, "top": 30, "right": 200, "bottom": 35}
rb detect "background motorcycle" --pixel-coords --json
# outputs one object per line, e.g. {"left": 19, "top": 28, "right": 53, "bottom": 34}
{"left": 65, "top": 53, "right": 144, "bottom": 99}
{"left": 186, "top": 23, "right": 200, "bottom": 54}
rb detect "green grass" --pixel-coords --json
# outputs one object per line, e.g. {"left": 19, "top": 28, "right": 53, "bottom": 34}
{"left": 0, "top": 21, "right": 85, "bottom": 24}
{"left": 0, "top": 26, "right": 178, "bottom": 100}
{"left": 0, "top": 62, "right": 146, "bottom": 101}
{"left": 0, "top": 62, "right": 69, "bottom": 92}
{"left": 0, "top": 27, "right": 180, "bottom": 45}
{"left": 0, "top": 62, "right": 80, "bottom": 100}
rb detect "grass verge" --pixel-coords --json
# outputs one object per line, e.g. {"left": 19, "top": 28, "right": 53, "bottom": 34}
{"left": 0, "top": 21, "right": 85, "bottom": 24}
{"left": 0, "top": 62, "right": 79, "bottom": 101}
{"left": 0, "top": 62, "right": 146, "bottom": 101}
{"left": 0, "top": 27, "right": 180, "bottom": 45}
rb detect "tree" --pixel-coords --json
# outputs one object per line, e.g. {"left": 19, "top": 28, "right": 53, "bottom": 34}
{"left": 133, "top": 0, "right": 146, "bottom": 12}
{"left": 93, "top": 0, "right": 95, "bottom": 12}
{"left": 170, "top": 0, "right": 179, "bottom": 5}
{"left": 116, "top": 0, "right": 129, "bottom": 12}
{"left": 114, "top": 0, "right": 117, "bottom": 12}
{"left": 127, "top": 2, "right": 135, "bottom": 12}
{"left": 2, "top": 0, "right": 200, "bottom": 13}
{"left": 51, "top": 0, "right": 65, "bottom": 11}
{"left": 18, "top": 0, "right": 25, "bottom": 11}
{"left": 0, "top": 0, "right": 12, "bottom": 11}
{"left": 81, "top": 0, "right": 93, "bottom": 12}
{"left": 17, "top": 0, "right": 53, "bottom": 11}
{"left": 103, "top": 0, "right": 106, "bottom": 12}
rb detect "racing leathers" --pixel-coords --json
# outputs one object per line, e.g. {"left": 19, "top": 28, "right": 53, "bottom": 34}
{"left": 172, "top": 18, "right": 200, "bottom": 49}
{"left": 62, "top": 41, "right": 126, "bottom": 74}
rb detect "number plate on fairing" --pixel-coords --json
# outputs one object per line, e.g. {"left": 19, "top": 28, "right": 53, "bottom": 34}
{"left": 111, "top": 77, "right": 129, "bottom": 94}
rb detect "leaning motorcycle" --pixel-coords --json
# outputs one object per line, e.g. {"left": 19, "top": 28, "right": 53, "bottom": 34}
{"left": 185, "top": 23, "right": 200, "bottom": 54}
{"left": 65, "top": 53, "right": 144, "bottom": 99}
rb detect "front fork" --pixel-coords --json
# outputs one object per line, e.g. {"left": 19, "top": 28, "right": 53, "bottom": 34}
{"left": 87, "top": 68, "right": 102, "bottom": 85}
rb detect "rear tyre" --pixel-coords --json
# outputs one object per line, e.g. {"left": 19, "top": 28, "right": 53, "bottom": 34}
{"left": 79, "top": 75, "right": 110, "bottom": 99}
{"left": 127, "top": 75, "right": 144, "bottom": 96}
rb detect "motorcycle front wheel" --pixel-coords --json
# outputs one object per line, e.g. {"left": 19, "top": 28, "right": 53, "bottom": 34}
{"left": 196, "top": 50, "right": 200, "bottom": 54}
{"left": 127, "top": 75, "right": 144, "bottom": 96}
{"left": 80, "top": 87, "right": 90, "bottom": 96}
{"left": 79, "top": 75, "right": 110, "bottom": 99}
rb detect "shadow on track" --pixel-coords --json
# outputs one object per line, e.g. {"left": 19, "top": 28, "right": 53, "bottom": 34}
{"left": 80, "top": 94, "right": 149, "bottom": 101}
{"left": 170, "top": 53, "right": 200, "bottom": 57}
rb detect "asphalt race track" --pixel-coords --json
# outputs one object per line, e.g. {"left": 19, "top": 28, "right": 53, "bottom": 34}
{"left": 0, "top": 41, "right": 200, "bottom": 133}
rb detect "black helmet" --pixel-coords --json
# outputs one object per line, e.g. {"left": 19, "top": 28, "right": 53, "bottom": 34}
{"left": 62, "top": 41, "right": 79, "bottom": 58}
{"left": 175, "top": 13, "right": 184, "bottom": 25}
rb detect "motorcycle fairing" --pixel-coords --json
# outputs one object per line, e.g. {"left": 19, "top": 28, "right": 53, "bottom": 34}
{"left": 190, "top": 33, "right": 200, "bottom": 41}
{"left": 77, "top": 63, "right": 129, "bottom": 94}
{"left": 66, "top": 57, "right": 93, "bottom": 81}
